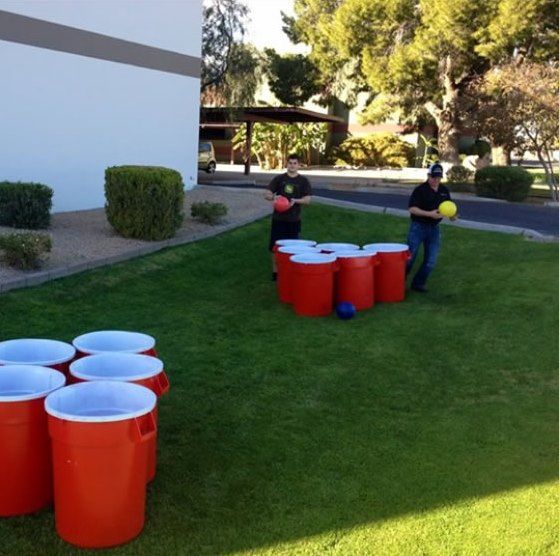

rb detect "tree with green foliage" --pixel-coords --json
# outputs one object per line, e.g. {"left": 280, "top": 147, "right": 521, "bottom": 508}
{"left": 333, "top": 133, "right": 416, "bottom": 168}
{"left": 232, "top": 122, "right": 327, "bottom": 169}
{"left": 202, "top": 43, "right": 264, "bottom": 106}
{"left": 464, "top": 76, "right": 524, "bottom": 167}
{"left": 264, "top": 49, "right": 321, "bottom": 106}
{"left": 286, "top": 0, "right": 559, "bottom": 164}
{"left": 201, "top": 0, "right": 249, "bottom": 93}
{"left": 481, "top": 62, "right": 559, "bottom": 201}
{"left": 281, "top": 1, "right": 363, "bottom": 105}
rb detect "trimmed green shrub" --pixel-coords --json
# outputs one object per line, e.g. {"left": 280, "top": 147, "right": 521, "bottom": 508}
{"left": 0, "top": 232, "right": 52, "bottom": 270}
{"left": 0, "top": 182, "right": 53, "bottom": 229}
{"left": 333, "top": 133, "right": 416, "bottom": 168}
{"left": 474, "top": 166, "right": 534, "bottom": 202}
{"left": 446, "top": 165, "right": 474, "bottom": 184}
{"left": 105, "top": 166, "right": 185, "bottom": 240}
{"left": 191, "top": 201, "right": 228, "bottom": 225}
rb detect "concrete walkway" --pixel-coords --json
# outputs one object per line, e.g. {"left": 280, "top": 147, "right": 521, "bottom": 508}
{"left": 199, "top": 170, "right": 559, "bottom": 238}
{"left": 207, "top": 163, "right": 553, "bottom": 192}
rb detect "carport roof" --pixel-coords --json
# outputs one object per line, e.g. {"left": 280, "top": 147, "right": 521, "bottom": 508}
{"left": 200, "top": 106, "right": 344, "bottom": 125}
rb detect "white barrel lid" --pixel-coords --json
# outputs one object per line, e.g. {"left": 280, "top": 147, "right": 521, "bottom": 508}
{"left": 45, "top": 381, "right": 157, "bottom": 423}
{"left": 316, "top": 243, "right": 359, "bottom": 251}
{"left": 0, "top": 365, "right": 66, "bottom": 402}
{"left": 275, "top": 239, "right": 317, "bottom": 247}
{"left": 333, "top": 250, "right": 375, "bottom": 259}
{"left": 290, "top": 253, "right": 337, "bottom": 264}
{"left": 73, "top": 330, "right": 155, "bottom": 354}
{"left": 278, "top": 245, "right": 321, "bottom": 255}
{"left": 363, "top": 243, "right": 408, "bottom": 253}
{"left": 0, "top": 339, "right": 76, "bottom": 366}
{"left": 70, "top": 353, "right": 163, "bottom": 383}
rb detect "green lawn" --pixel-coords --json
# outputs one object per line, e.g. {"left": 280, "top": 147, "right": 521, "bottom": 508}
{"left": 527, "top": 169, "right": 551, "bottom": 185}
{"left": 1, "top": 204, "right": 559, "bottom": 555}
{"left": 526, "top": 169, "right": 555, "bottom": 200}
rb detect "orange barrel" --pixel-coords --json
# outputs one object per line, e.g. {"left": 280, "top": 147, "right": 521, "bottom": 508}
{"left": 0, "top": 339, "right": 76, "bottom": 378}
{"left": 0, "top": 365, "right": 65, "bottom": 516}
{"left": 290, "top": 253, "right": 338, "bottom": 317}
{"left": 273, "top": 239, "right": 316, "bottom": 253}
{"left": 363, "top": 243, "right": 410, "bottom": 303}
{"left": 333, "top": 250, "right": 380, "bottom": 310}
{"left": 46, "top": 381, "right": 156, "bottom": 548}
{"left": 316, "top": 243, "right": 359, "bottom": 254}
{"left": 275, "top": 245, "right": 321, "bottom": 304}
{"left": 69, "top": 353, "right": 169, "bottom": 483}
{"left": 72, "top": 331, "right": 157, "bottom": 358}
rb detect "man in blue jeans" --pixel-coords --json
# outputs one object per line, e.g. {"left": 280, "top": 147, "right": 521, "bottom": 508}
{"left": 406, "top": 163, "right": 453, "bottom": 292}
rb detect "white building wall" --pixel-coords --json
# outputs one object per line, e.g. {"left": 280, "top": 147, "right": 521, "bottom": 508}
{"left": 0, "top": 1, "right": 202, "bottom": 212}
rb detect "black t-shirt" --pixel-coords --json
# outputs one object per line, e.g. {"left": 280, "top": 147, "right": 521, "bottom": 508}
{"left": 408, "top": 182, "right": 452, "bottom": 225}
{"left": 268, "top": 173, "right": 312, "bottom": 222}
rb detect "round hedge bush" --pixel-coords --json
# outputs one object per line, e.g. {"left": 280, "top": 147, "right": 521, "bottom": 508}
{"left": 474, "top": 166, "right": 534, "bottom": 202}
{"left": 105, "top": 166, "right": 185, "bottom": 240}
{"left": 0, "top": 182, "right": 53, "bottom": 229}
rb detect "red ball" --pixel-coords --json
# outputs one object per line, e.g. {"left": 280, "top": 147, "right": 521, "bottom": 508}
{"left": 274, "top": 196, "right": 291, "bottom": 213}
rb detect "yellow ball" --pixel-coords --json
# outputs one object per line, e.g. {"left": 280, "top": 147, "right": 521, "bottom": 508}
{"left": 438, "top": 200, "right": 457, "bottom": 218}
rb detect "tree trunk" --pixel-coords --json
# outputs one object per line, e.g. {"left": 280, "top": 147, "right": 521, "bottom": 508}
{"left": 244, "top": 121, "right": 253, "bottom": 176}
{"left": 425, "top": 56, "right": 461, "bottom": 165}
{"left": 544, "top": 149, "right": 559, "bottom": 202}
{"left": 425, "top": 100, "right": 461, "bottom": 166}
{"left": 491, "top": 146, "right": 511, "bottom": 166}
{"left": 535, "top": 148, "right": 557, "bottom": 202}
{"left": 436, "top": 88, "right": 461, "bottom": 165}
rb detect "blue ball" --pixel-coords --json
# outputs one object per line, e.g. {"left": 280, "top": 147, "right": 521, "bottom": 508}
{"left": 336, "top": 301, "right": 356, "bottom": 320}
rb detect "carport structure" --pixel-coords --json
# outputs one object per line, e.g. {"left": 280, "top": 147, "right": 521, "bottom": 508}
{"left": 199, "top": 107, "right": 345, "bottom": 175}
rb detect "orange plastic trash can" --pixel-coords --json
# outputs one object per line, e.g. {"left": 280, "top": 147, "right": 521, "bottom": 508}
{"left": 0, "top": 339, "right": 76, "bottom": 378}
{"left": 334, "top": 250, "right": 379, "bottom": 310}
{"left": 72, "top": 330, "right": 158, "bottom": 358}
{"left": 273, "top": 239, "right": 316, "bottom": 253}
{"left": 70, "top": 353, "right": 169, "bottom": 482}
{"left": 0, "top": 365, "right": 65, "bottom": 516}
{"left": 275, "top": 245, "right": 320, "bottom": 303}
{"left": 363, "top": 243, "right": 410, "bottom": 303}
{"left": 316, "top": 242, "right": 359, "bottom": 254}
{"left": 46, "top": 381, "right": 156, "bottom": 548}
{"left": 290, "top": 253, "right": 338, "bottom": 317}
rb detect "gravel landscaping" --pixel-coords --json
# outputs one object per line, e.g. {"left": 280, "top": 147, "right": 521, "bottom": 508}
{"left": 0, "top": 186, "right": 269, "bottom": 287}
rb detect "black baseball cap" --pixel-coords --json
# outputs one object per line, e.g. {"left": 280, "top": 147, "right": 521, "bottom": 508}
{"left": 428, "top": 163, "right": 444, "bottom": 177}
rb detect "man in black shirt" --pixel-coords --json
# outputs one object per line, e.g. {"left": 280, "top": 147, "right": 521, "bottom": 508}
{"left": 406, "top": 163, "right": 453, "bottom": 292}
{"left": 265, "top": 153, "right": 312, "bottom": 281}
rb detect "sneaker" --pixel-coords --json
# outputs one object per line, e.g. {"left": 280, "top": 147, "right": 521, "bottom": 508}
{"left": 272, "top": 272, "right": 277, "bottom": 282}
{"left": 411, "top": 284, "right": 428, "bottom": 293}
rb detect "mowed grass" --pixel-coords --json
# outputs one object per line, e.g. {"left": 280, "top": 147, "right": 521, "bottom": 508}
{"left": 1, "top": 203, "right": 559, "bottom": 555}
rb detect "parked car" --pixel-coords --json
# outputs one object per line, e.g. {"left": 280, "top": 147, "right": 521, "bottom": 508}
{"left": 198, "top": 141, "right": 217, "bottom": 173}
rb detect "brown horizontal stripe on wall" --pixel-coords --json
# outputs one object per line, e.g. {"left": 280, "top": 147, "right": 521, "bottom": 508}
{"left": 0, "top": 9, "right": 201, "bottom": 78}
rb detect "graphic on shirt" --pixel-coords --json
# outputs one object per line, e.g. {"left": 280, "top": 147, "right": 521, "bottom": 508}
{"left": 284, "top": 184, "right": 295, "bottom": 195}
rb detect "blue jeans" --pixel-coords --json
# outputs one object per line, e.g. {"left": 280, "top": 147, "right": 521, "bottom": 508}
{"left": 406, "top": 221, "right": 441, "bottom": 287}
